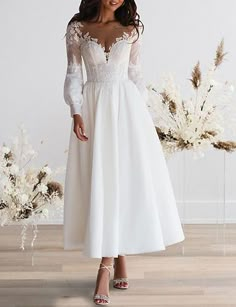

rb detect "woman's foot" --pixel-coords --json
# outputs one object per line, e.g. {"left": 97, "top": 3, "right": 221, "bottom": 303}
{"left": 93, "top": 261, "right": 113, "bottom": 305}
{"left": 113, "top": 256, "right": 129, "bottom": 289}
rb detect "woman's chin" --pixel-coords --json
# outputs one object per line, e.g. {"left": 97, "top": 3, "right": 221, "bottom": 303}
{"left": 103, "top": 1, "right": 122, "bottom": 11}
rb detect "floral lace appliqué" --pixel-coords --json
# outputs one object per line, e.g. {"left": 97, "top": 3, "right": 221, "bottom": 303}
{"left": 68, "top": 21, "right": 137, "bottom": 63}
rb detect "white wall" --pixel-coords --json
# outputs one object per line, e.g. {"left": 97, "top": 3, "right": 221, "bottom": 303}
{"left": 0, "top": 0, "right": 236, "bottom": 224}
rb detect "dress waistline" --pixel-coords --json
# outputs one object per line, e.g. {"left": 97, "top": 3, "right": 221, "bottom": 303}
{"left": 85, "top": 63, "right": 129, "bottom": 82}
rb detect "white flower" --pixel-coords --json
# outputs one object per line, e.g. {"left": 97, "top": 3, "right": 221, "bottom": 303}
{"left": 9, "top": 164, "right": 19, "bottom": 175}
{"left": 4, "top": 184, "right": 13, "bottom": 195}
{"left": 0, "top": 177, "right": 12, "bottom": 194}
{"left": 1, "top": 146, "right": 10, "bottom": 154}
{"left": 187, "top": 114, "right": 193, "bottom": 122}
{"left": 37, "top": 183, "right": 48, "bottom": 194}
{"left": 25, "top": 169, "right": 39, "bottom": 185}
{"left": 42, "top": 166, "right": 52, "bottom": 175}
{"left": 18, "top": 194, "right": 29, "bottom": 205}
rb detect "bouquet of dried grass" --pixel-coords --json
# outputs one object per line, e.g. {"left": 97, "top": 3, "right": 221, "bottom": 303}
{"left": 0, "top": 124, "right": 65, "bottom": 249}
{"left": 147, "top": 40, "right": 236, "bottom": 157}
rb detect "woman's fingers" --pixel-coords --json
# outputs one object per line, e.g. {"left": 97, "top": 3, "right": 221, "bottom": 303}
{"left": 74, "top": 124, "right": 88, "bottom": 141}
{"left": 80, "top": 120, "right": 85, "bottom": 135}
{"left": 80, "top": 123, "right": 88, "bottom": 140}
{"left": 80, "top": 126, "right": 88, "bottom": 141}
{"left": 73, "top": 115, "right": 88, "bottom": 141}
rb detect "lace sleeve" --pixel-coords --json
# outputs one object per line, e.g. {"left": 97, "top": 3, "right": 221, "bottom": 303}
{"left": 128, "top": 31, "right": 148, "bottom": 103}
{"left": 64, "top": 21, "right": 84, "bottom": 118}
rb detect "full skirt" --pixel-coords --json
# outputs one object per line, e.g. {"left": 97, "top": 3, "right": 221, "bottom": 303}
{"left": 63, "top": 79, "right": 185, "bottom": 258}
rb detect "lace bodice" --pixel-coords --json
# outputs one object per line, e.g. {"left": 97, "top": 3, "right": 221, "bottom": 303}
{"left": 64, "top": 20, "right": 148, "bottom": 117}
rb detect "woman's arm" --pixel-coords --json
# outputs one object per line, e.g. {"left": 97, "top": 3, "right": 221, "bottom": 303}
{"left": 128, "top": 31, "right": 148, "bottom": 103}
{"left": 64, "top": 21, "right": 84, "bottom": 118}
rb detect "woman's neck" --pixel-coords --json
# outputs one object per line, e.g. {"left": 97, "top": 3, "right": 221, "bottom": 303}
{"left": 97, "top": 4, "right": 116, "bottom": 24}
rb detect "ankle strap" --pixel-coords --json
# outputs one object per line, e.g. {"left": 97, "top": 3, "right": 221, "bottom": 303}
{"left": 99, "top": 262, "right": 113, "bottom": 273}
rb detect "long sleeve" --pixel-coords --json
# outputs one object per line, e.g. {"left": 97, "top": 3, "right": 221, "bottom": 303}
{"left": 128, "top": 32, "right": 148, "bottom": 103}
{"left": 64, "top": 22, "right": 84, "bottom": 118}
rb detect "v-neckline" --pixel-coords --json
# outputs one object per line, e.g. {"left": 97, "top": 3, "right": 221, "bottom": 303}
{"left": 76, "top": 21, "right": 136, "bottom": 63}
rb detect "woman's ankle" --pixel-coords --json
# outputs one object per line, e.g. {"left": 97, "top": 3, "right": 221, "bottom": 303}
{"left": 101, "top": 256, "right": 114, "bottom": 267}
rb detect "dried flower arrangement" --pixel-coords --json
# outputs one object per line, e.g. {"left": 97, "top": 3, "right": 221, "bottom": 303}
{"left": 147, "top": 40, "right": 236, "bottom": 157}
{"left": 0, "top": 124, "right": 64, "bottom": 249}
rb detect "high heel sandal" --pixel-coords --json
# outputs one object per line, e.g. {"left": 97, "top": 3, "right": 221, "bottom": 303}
{"left": 113, "top": 260, "right": 129, "bottom": 290}
{"left": 93, "top": 262, "right": 113, "bottom": 305}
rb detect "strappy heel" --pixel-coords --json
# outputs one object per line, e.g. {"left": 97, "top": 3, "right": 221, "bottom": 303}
{"left": 113, "top": 260, "right": 129, "bottom": 290}
{"left": 93, "top": 262, "right": 113, "bottom": 305}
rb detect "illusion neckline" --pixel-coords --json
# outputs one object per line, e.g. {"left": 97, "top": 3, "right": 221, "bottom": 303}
{"left": 75, "top": 21, "right": 137, "bottom": 63}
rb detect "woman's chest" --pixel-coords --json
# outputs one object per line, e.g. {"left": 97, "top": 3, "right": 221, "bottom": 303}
{"left": 79, "top": 32, "right": 134, "bottom": 65}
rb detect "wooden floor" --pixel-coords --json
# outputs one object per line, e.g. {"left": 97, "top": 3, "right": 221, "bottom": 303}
{"left": 1, "top": 224, "right": 236, "bottom": 307}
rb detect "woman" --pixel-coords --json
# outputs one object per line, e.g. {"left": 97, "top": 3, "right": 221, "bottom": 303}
{"left": 63, "top": 0, "right": 185, "bottom": 305}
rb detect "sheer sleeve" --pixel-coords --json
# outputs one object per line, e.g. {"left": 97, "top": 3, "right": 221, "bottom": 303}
{"left": 64, "top": 21, "right": 84, "bottom": 118}
{"left": 128, "top": 32, "right": 148, "bottom": 103}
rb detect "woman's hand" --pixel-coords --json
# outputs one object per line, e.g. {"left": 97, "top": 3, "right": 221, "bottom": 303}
{"left": 73, "top": 114, "right": 88, "bottom": 142}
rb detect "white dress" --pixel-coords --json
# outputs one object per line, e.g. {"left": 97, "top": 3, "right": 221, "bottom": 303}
{"left": 63, "top": 20, "right": 185, "bottom": 258}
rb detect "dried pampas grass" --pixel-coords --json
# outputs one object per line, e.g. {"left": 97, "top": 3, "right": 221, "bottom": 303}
{"left": 201, "top": 131, "right": 218, "bottom": 139}
{"left": 160, "top": 90, "right": 177, "bottom": 115}
{"left": 214, "top": 39, "right": 227, "bottom": 68}
{"left": 212, "top": 141, "right": 236, "bottom": 152}
{"left": 190, "top": 61, "right": 201, "bottom": 89}
{"left": 148, "top": 39, "right": 236, "bottom": 156}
